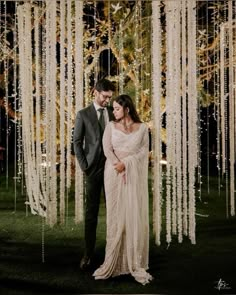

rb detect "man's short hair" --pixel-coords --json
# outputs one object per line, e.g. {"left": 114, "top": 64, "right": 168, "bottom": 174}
{"left": 94, "top": 79, "right": 115, "bottom": 92}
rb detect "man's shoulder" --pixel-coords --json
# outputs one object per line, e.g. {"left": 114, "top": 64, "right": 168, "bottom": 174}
{"left": 77, "top": 104, "right": 94, "bottom": 115}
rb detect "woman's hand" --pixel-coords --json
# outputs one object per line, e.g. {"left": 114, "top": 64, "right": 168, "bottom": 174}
{"left": 114, "top": 161, "right": 125, "bottom": 174}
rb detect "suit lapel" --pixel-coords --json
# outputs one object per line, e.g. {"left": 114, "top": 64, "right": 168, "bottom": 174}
{"left": 88, "top": 104, "right": 100, "bottom": 138}
{"left": 87, "top": 104, "right": 114, "bottom": 139}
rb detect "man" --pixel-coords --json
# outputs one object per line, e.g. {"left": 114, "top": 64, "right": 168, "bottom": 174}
{"left": 73, "top": 79, "right": 115, "bottom": 270}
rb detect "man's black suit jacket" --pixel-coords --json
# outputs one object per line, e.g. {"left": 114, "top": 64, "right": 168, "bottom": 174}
{"left": 73, "top": 103, "right": 114, "bottom": 176}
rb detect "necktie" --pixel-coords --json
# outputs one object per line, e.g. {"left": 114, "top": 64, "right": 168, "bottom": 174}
{"left": 98, "top": 108, "right": 105, "bottom": 133}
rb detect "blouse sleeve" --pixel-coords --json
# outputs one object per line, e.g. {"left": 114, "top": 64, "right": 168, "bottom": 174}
{"left": 102, "top": 122, "right": 119, "bottom": 164}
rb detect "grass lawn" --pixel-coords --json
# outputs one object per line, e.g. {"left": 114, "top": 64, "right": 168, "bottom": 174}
{"left": 0, "top": 169, "right": 236, "bottom": 295}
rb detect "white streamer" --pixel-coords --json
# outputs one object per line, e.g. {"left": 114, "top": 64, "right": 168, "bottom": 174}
{"left": 151, "top": 0, "right": 162, "bottom": 246}
{"left": 74, "top": 0, "right": 84, "bottom": 223}
{"left": 60, "top": 0, "right": 66, "bottom": 224}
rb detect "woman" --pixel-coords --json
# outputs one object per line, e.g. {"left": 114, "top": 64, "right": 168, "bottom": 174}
{"left": 93, "top": 94, "right": 152, "bottom": 285}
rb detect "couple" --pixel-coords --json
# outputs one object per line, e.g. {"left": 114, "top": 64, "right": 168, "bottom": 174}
{"left": 73, "top": 79, "right": 152, "bottom": 285}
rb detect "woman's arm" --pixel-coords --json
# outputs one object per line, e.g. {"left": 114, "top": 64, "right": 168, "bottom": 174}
{"left": 102, "top": 122, "right": 119, "bottom": 164}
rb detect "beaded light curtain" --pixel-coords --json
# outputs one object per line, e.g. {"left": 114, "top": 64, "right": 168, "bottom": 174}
{"left": 17, "top": 0, "right": 84, "bottom": 226}
{"left": 152, "top": 0, "right": 198, "bottom": 245}
{"left": 220, "top": 12, "right": 236, "bottom": 218}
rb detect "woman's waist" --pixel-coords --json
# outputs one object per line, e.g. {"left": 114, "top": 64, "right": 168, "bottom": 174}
{"left": 114, "top": 149, "right": 133, "bottom": 159}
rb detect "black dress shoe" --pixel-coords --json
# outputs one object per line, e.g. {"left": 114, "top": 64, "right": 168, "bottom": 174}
{"left": 80, "top": 256, "right": 91, "bottom": 270}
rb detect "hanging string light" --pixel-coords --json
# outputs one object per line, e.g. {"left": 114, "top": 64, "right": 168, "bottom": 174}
{"left": 187, "top": 0, "right": 197, "bottom": 244}
{"left": 4, "top": 0, "right": 9, "bottom": 189}
{"left": 59, "top": 0, "right": 66, "bottom": 224}
{"left": 165, "top": 0, "right": 174, "bottom": 244}
{"left": 206, "top": 0, "right": 210, "bottom": 194}
{"left": 17, "top": 0, "right": 85, "bottom": 228}
{"left": 45, "top": 0, "right": 51, "bottom": 221}
{"left": 151, "top": 0, "right": 162, "bottom": 246}
{"left": 174, "top": 2, "right": 182, "bottom": 243}
{"left": 46, "top": 0, "right": 58, "bottom": 226}
{"left": 214, "top": 2, "right": 221, "bottom": 196}
{"left": 84, "top": 1, "right": 92, "bottom": 106}
{"left": 139, "top": 0, "right": 144, "bottom": 119}
{"left": 35, "top": 0, "right": 46, "bottom": 264}
{"left": 235, "top": 2, "right": 236, "bottom": 170}
{"left": 18, "top": 2, "right": 43, "bottom": 217}
{"left": 66, "top": 0, "right": 73, "bottom": 225}
{"left": 164, "top": 0, "right": 197, "bottom": 245}
{"left": 181, "top": 0, "right": 188, "bottom": 236}
{"left": 220, "top": 1, "right": 229, "bottom": 218}
{"left": 34, "top": 4, "right": 43, "bottom": 216}
{"left": 0, "top": 2, "right": 1, "bottom": 153}
{"left": 108, "top": 0, "right": 111, "bottom": 78}
{"left": 220, "top": 21, "right": 226, "bottom": 178}
{"left": 13, "top": 0, "right": 18, "bottom": 211}
{"left": 228, "top": 0, "right": 235, "bottom": 217}
{"left": 234, "top": 1, "right": 236, "bottom": 214}
{"left": 41, "top": 1, "right": 47, "bottom": 215}
{"left": 196, "top": 0, "right": 202, "bottom": 203}
{"left": 94, "top": 0, "right": 98, "bottom": 82}
{"left": 118, "top": 18, "right": 124, "bottom": 94}
{"left": 143, "top": 0, "right": 152, "bottom": 122}
{"left": 172, "top": 1, "right": 181, "bottom": 238}
{"left": 74, "top": 0, "right": 84, "bottom": 223}
{"left": 134, "top": 0, "right": 141, "bottom": 110}
{"left": 224, "top": 2, "right": 229, "bottom": 219}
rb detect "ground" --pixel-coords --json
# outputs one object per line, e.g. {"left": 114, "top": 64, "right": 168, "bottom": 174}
{"left": 0, "top": 172, "right": 236, "bottom": 295}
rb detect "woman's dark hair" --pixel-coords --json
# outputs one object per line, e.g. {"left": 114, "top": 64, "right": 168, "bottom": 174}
{"left": 113, "top": 94, "right": 142, "bottom": 123}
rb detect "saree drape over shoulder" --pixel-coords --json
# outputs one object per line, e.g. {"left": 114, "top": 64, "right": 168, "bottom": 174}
{"left": 93, "top": 122, "right": 152, "bottom": 285}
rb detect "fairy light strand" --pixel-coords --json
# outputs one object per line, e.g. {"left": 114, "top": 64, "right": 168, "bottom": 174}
{"left": 13, "top": 1, "right": 18, "bottom": 212}
{"left": 34, "top": 5, "right": 42, "bottom": 214}
{"left": 223, "top": 2, "right": 229, "bottom": 219}
{"left": 206, "top": 0, "right": 210, "bottom": 194}
{"left": 187, "top": 0, "right": 197, "bottom": 244}
{"left": 59, "top": 0, "right": 66, "bottom": 224}
{"left": 151, "top": 0, "right": 162, "bottom": 245}
{"left": 175, "top": 1, "right": 182, "bottom": 243}
{"left": 215, "top": 3, "right": 221, "bottom": 196}
{"left": 66, "top": 0, "right": 73, "bottom": 226}
{"left": 182, "top": 0, "right": 188, "bottom": 236}
{"left": 228, "top": 1, "right": 235, "bottom": 216}
{"left": 165, "top": 0, "right": 173, "bottom": 244}
{"left": 4, "top": 1, "right": 9, "bottom": 189}
{"left": 74, "top": 0, "right": 84, "bottom": 223}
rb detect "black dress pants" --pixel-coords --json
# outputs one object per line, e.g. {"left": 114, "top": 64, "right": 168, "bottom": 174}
{"left": 84, "top": 166, "right": 104, "bottom": 257}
